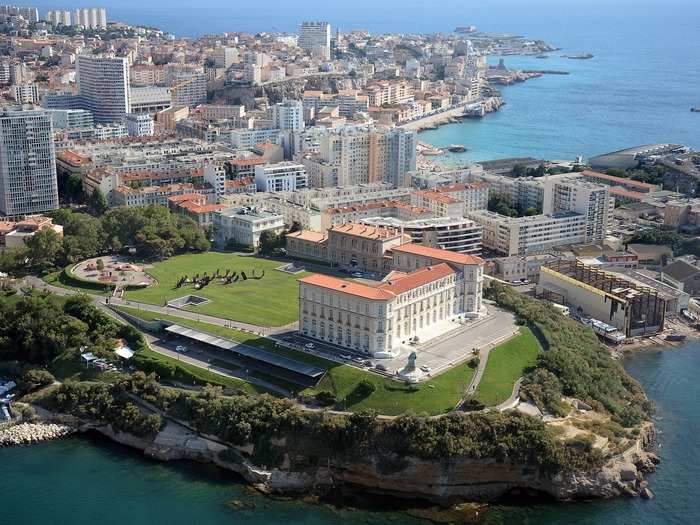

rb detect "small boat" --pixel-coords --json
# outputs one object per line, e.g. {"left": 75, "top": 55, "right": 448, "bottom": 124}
{"left": 535, "top": 54, "right": 549, "bottom": 59}
{"left": 567, "top": 53, "right": 594, "bottom": 60}
{"left": 691, "top": 107, "right": 700, "bottom": 113}
{"left": 447, "top": 144, "right": 466, "bottom": 153}
{"left": 665, "top": 334, "right": 687, "bottom": 342}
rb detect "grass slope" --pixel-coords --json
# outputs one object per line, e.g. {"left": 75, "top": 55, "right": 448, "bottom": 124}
{"left": 123, "top": 252, "right": 309, "bottom": 326}
{"left": 474, "top": 327, "right": 540, "bottom": 406}
{"left": 117, "top": 306, "right": 492, "bottom": 416}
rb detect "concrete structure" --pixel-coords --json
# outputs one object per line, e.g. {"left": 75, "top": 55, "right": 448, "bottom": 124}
{"left": 469, "top": 210, "right": 587, "bottom": 256}
{"left": 10, "top": 83, "right": 38, "bottom": 104}
{"left": 73, "top": 7, "right": 106, "bottom": 29}
{"left": 167, "top": 66, "right": 207, "bottom": 109}
{"left": 0, "top": 106, "right": 58, "bottom": 217}
{"left": 46, "top": 9, "right": 71, "bottom": 26}
{"left": 214, "top": 207, "right": 285, "bottom": 249}
{"left": 47, "top": 108, "right": 93, "bottom": 129}
{"left": 125, "top": 113, "right": 154, "bottom": 137}
{"left": 271, "top": 100, "right": 304, "bottom": 131}
{"left": 298, "top": 21, "right": 331, "bottom": 59}
{"left": 76, "top": 55, "right": 130, "bottom": 124}
{"left": 588, "top": 144, "right": 685, "bottom": 171}
{"left": 361, "top": 216, "right": 483, "bottom": 255}
{"left": 491, "top": 254, "right": 558, "bottom": 283}
{"left": 254, "top": 162, "right": 308, "bottom": 192}
{"left": 538, "top": 259, "right": 666, "bottom": 337}
{"left": 304, "top": 127, "right": 416, "bottom": 188}
{"left": 129, "top": 86, "right": 171, "bottom": 115}
{"left": 299, "top": 246, "right": 484, "bottom": 357}
{"left": 213, "top": 46, "right": 238, "bottom": 69}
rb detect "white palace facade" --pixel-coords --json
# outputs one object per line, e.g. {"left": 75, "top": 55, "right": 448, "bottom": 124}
{"left": 298, "top": 243, "right": 484, "bottom": 357}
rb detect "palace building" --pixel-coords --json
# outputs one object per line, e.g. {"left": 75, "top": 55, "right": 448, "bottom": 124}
{"left": 298, "top": 244, "right": 484, "bottom": 357}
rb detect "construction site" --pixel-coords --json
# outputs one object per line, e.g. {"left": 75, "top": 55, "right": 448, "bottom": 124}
{"left": 537, "top": 259, "right": 666, "bottom": 338}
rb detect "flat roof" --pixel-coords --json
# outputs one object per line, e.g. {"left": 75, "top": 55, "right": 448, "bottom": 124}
{"left": 164, "top": 324, "right": 325, "bottom": 378}
{"left": 391, "top": 242, "right": 484, "bottom": 265}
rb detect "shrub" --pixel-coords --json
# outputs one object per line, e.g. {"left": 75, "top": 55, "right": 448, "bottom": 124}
{"left": 22, "top": 369, "right": 55, "bottom": 388}
{"left": 353, "top": 379, "right": 376, "bottom": 399}
{"left": 468, "top": 357, "right": 480, "bottom": 369}
{"left": 314, "top": 390, "right": 337, "bottom": 407}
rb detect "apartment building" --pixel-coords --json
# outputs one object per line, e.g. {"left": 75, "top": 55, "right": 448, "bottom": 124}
{"left": 254, "top": 162, "right": 308, "bottom": 192}
{"left": 76, "top": 55, "right": 130, "bottom": 124}
{"left": 0, "top": 106, "right": 58, "bottom": 217}
{"left": 361, "top": 216, "right": 483, "bottom": 255}
{"left": 469, "top": 209, "right": 587, "bottom": 256}
{"left": 364, "top": 80, "right": 415, "bottom": 106}
{"left": 298, "top": 21, "right": 331, "bottom": 59}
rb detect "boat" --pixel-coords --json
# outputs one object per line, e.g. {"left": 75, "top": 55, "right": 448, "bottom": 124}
{"left": 692, "top": 107, "right": 700, "bottom": 113}
{"left": 566, "top": 53, "right": 594, "bottom": 60}
{"left": 535, "top": 54, "right": 549, "bottom": 59}
{"left": 447, "top": 144, "right": 467, "bottom": 153}
{"left": 665, "top": 334, "right": 687, "bottom": 342}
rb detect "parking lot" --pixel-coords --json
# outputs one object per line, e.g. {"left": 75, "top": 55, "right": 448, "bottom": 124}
{"left": 274, "top": 303, "right": 519, "bottom": 380}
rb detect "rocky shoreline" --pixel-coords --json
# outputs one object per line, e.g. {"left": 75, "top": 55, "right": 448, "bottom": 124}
{"left": 0, "top": 422, "right": 75, "bottom": 446}
{"left": 58, "top": 409, "right": 659, "bottom": 507}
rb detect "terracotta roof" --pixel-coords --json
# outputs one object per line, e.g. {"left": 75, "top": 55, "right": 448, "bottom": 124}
{"left": 229, "top": 157, "right": 266, "bottom": 167}
{"left": 299, "top": 274, "right": 394, "bottom": 300}
{"left": 299, "top": 263, "right": 456, "bottom": 300}
{"left": 391, "top": 243, "right": 484, "bottom": 265}
{"left": 286, "top": 230, "right": 328, "bottom": 243}
{"left": 413, "top": 189, "right": 460, "bottom": 205}
{"left": 611, "top": 187, "right": 645, "bottom": 200}
{"left": 167, "top": 193, "right": 205, "bottom": 203}
{"left": 57, "top": 150, "right": 91, "bottom": 166}
{"left": 326, "top": 200, "right": 430, "bottom": 216}
{"left": 379, "top": 263, "right": 455, "bottom": 295}
{"left": 330, "top": 222, "right": 403, "bottom": 240}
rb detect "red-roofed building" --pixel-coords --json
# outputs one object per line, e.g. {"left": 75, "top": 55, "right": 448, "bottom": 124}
{"left": 298, "top": 254, "right": 484, "bottom": 356}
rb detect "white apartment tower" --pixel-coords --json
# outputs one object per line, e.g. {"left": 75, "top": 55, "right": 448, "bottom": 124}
{"left": 0, "top": 106, "right": 58, "bottom": 217}
{"left": 76, "top": 55, "right": 130, "bottom": 123}
{"left": 73, "top": 7, "right": 106, "bottom": 29}
{"left": 46, "top": 10, "right": 71, "bottom": 26}
{"left": 271, "top": 100, "right": 305, "bottom": 131}
{"left": 299, "top": 21, "right": 331, "bottom": 59}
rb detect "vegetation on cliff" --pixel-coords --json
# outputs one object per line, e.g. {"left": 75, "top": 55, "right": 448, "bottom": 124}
{"left": 45, "top": 373, "right": 605, "bottom": 474}
{"left": 485, "top": 282, "right": 653, "bottom": 426}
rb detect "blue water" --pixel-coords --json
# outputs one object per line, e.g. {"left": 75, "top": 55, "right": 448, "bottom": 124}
{"left": 3, "top": 343, "right": 698, "bottom": 524}
{"left": 31, "top": 0, "right": 698, "bottom": 161}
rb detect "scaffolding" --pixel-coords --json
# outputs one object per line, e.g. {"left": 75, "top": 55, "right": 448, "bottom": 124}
{"left": 541, "top": 259, "right": 666, "bottom": 337}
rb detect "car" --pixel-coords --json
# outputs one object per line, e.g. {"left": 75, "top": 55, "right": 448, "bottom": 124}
{"left": 175, "top": 345, "right": 188, "bottom": 353}
{"left": 304, "top": 342, "right": 315, "bottom": 349}
{"left": 351, "top": 272, "right": 363, "bottom": 278}
{"left": 353, "top": 357, "right": 364, "bottom": 364}
{"left": 364, "top": 360, "right": 375, "bottom": 367}
{"left": 420, "top": 365, "right": 432, "bottom": 373}
{"left": 340, "top": 354, "right": 351, "bottom": 360}
{"left": 375, "top": 363, "right": 388, "bottom": 372}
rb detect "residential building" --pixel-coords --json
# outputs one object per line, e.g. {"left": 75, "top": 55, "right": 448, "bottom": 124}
{"left": 243, "top": 63, "right": 262, "bottom": 85}
{"left": 299, "top": 21, "right": 331, "bottom": 59}
{"left": 167, "top": 66, "right": 207, "bottom": 109}
{"left": 254, "top": 162, "right": 308, "bottom": 192}
{"left": 47, "top": 108, "right": 94, "bottom": 129}
{"left": 271, "top": 100, "right": 304, "bottom": 131}
{"left": 214, "top": 207, "right": 285, "bottom": 249}
{"left": 46, "top": 9, "right": 71, "bottom": 25}
{"left": 76, "top": 55, "right": 130, "bottom": 124}
{"left": 125, "top": 113, "right": 154, "bottom": 137}
{"left": 10, "top": 83, "right": 39, "bottom": 104}
{"left": 213, "top": 46, "right": 238, "bottom": 69}
{"left": 361, "top": 216, "right": 483, "bottom": 255}
{"left": 469, "top": 210, "right": 588, "bottom": 256}
{"left": 73, "top": 7, "right": 106, "bottom": 29}
{"left": 546, "top": 178, "right": 613, "bottom": 244}
{"left": 0, "top": 106, "right": 58, "bottom": 217}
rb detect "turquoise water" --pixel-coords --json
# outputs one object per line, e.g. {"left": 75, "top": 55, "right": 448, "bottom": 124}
{"left": 2, "top": 343, "right": 699, "bottom": 525}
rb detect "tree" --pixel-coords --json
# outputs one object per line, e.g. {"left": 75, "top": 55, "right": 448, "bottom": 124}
{"left": 0, "top": 246, "right": 27, "bottom": 275}
{"left": 488, "top": 192, "right": 519, "bottom": 217}
{"left": 24, "top": 228, "right": 63, "bottom": 273}
{"left": 87, "top": 188, "right": 109, "bottom": 216}
{"left": 258, "top": 230, "right": 282, "bottom": 255}
{"left": 352, "top": 379, "right": 376, "bottom": 400}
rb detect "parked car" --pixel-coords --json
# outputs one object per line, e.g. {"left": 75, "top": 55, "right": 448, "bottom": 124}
{"left": 375, "top": 363, "right": 388, "bottom": 372}
{"left": 351, "top": 272, "right": 363, "bottom": 278}
{"left": 340, "top": 354, "right": 351, "bottom": 360}
{"left": 420, "top": 365, "right": 432, "bottom": 373}
{"left": 175, "top": 345, "right": 188, "bottom": 353}
{"left": 304, "top": 342, "right": 315, "bottom": 349}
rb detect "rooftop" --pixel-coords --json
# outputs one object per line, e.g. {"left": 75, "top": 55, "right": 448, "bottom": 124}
{"left": 329, "top": 222, "right": 404, "bottom": 240}
{"left": 391, "top": 243, "right": 484, "bottom": 265}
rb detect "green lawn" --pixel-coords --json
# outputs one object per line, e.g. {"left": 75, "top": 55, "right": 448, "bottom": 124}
{"left": 117, "top": 306, "right": 481, "bottom": 416}
{"left": 44, "top": 268, "right": 112, "bottom": 296}
{"left": 123, "top": 252, "right": 308, "bottom": 326}
{"left": 474, "top": 327, "right": 541, "bottom": 406}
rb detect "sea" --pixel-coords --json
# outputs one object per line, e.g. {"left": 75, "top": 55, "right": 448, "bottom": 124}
{"left": 6, "top": 1, "right": 700, "bottom": 523}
